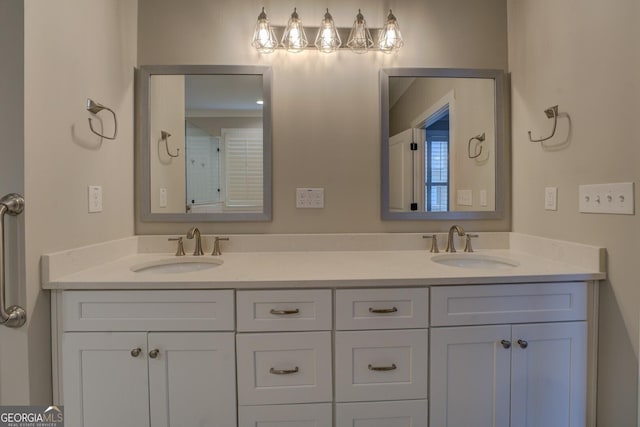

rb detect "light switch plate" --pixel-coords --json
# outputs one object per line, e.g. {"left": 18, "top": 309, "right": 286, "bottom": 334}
{"left": 88, "top": 185, "right": 103, "bottom": 213}
{"left": 579, "top": 182, "right": 634, "bottom": 214}
{"left": 545, "top": 187, "right": 558, "bottom": 211}
{"left": 479, "top": 189, "right": 488, "bottom": 207}
{"left": 456, "top": 189, "right": 473, "bottom": 206}
{"left": 159, "top": 188, "right": 168, "bottom": 208}
{"left": 296, "top": 188, "right": 324, "bottom": 208}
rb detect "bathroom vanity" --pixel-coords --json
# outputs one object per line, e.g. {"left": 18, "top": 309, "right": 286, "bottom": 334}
{"left": 43, "top": 233, "right": 604, "bottom": 427}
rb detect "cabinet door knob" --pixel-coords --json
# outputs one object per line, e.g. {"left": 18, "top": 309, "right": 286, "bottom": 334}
{"left": 269, "top": 366, "right": 299, "bottom": 375}
{"left": 130, "top": 348, "right": 142, "bottom": 357}
{"left": 368, "top": 363, "right": 397, "bottom": 371}
{"left": 368, "top": 307, "right": 398, "bottom": 314}
{"left": 149, "top": 349, "right": 160, "bottom": 359}
{"left": 517, "top": 339, "right": 528, "bottom": 349}
{"left": 500, "top": 340, "right": 511, "bottom": 349}
{"left": 269, "top": 308, "right": 300, "bottom": 315}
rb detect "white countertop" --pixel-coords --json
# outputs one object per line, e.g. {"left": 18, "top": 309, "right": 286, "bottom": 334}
{"left": 42, "top": 233, "right": 606, "bottom": 290}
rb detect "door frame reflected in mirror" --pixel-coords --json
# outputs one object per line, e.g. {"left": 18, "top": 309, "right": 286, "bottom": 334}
{"left": 381, "top": 68, "right": 508, "bottom": 221}
{"left": 138, "top": 65, "right": 272, "bottom": 222}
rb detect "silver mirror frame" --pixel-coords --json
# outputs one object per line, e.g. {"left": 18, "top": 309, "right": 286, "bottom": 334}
{"left": 381, "top": 68, "right": 508, "bottom": 221}
{"left": 138, "top": 65, "right": 272, "bottom": 222}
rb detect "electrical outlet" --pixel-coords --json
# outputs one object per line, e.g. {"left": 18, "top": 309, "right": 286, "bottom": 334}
{"left": 545, "top": 187, "right": 558, "bottom": 211}
{"left": 296, "top": 188, "right": 324, "bottom": 208}
{"left": 579, "top": 182, "right": 634, "bottom": 214}
{"left": 88, "top": 185, "right": 103, "bottom": 213}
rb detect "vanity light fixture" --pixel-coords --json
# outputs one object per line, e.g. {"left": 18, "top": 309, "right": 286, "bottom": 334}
{"left": 281, "top": 8, "right": 308, "bottom": 52}
{"left": 346, "top": 9, "right": 374, "bottom": 53}
{"left": 256, "top": 100, "right": 264, "bottom": 105}
{"left": 378, "top": 10, "right": 404, "bottom": 53}
{"left": 315, "top": 9, "right": 341, "bottom": 53}
{"left": 251, "top": 7, "right": 278, "bottom": 54}
{"left": 251, "top": 7, "right": 403, "bottom": 54}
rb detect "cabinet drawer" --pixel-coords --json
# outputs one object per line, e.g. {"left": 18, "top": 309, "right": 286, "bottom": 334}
{"left": 237, "top": 289, "right": 331, "bottom": 332}
{"left": 238, "top": 403, "right": 332, "bottom": 427}
{"left": 62, "top": 290, "right": 234, "bottom": 331}
{"left": 335, "top": 288, "right": 428, "bottom": 330}
{"left": 237, "top": 332, "right": 332, "bottom": 405}
{"left": 430, "top": 282, "right": 587, "bottom": 326}
{"left": 336, "top": 400, "right": 428, "bottom": 427}
{"left": 335, "top": 330, "right": 428, "bottom": 402}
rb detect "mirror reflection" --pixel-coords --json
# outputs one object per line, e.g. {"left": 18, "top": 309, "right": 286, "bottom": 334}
{"left": 381, "top": 68, "right": 506, "bottom": 220}
{"left": 140, "top": 65, "right": 272, "bottom": 222}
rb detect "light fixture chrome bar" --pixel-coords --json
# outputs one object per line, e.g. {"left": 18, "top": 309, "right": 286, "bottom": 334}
{"left": 270, "top": 26, "right": 385, "bottom": 51}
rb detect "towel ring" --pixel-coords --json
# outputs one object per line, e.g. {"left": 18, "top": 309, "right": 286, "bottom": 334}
{"left": 528, "top": 105, "right": 558, "bottom": 143}
{"left": 86, "top": 98, "right": 118, "bottom": 140}
{"left": 468, "top": 132, "right": 485, "bottom": 159}
{"left": 161, "top": 131, "right": 179, "bottom": 158}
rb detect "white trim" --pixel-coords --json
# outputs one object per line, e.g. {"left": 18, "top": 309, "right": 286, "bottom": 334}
{"left": 410, "top": 90, "right": 457, "bottom": 211}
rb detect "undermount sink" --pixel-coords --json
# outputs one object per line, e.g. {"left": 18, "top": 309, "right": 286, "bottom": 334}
{"left": 431, "top": 253, "right": 519, "bottom": 269}
{"left": 131, "top": 257, "right": 224, "bottom": 274}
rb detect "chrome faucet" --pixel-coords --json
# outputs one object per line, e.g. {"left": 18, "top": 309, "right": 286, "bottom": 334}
{"left": 186, "top": 226, "right": 204, "bottom": 256}
{"left": 446, "top": 225, "right": 465, "bottom": 252}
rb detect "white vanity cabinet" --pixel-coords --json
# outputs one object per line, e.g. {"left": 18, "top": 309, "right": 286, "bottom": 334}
{"left": 59, "top": 290, "right": 236, "bottom": 427}
{"left": 51, "top": 281, "right": 596, "bottom": 427}
{"left": 236, "top": 289, "right": 333, "bottom": 427}
{"left": 429, "top": 283, "right": 588, "bottom": 427}
{"left": 334, "top": 288, "right": 429, "bottom": 426}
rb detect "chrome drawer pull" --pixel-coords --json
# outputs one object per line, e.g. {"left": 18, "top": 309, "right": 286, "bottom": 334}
{"left": 368, "top": 363, "right": 397, "bottom": 371}
{"left": 269, "top": 366, "right": 299, "bottom": 375}
{"left": 517, "top": 339, "right": 528, "bottom": 349}
{"left": 368, "top": 307, "right": 398, "bottom": 314}
{"left": 500, "top": 340, "right": 511, "bottom": 349}
{"left": 270, "top": 308, "right": 300, "bottom": 315}
{"left": 130, "top": 348, "right": 142, "bottom": 358}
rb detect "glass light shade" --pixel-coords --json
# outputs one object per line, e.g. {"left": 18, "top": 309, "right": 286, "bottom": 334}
{"left": 251, "top": 7, "right": 277, "bottom": 53}
{"left": 346, "top": 9, "right": 374, "bottom": 54}
{"left": 315, "top": 9, "right": 341, "bottom": 53}
{"left": 378, "top": 9, "right": 404, "bottom": 53}
{"left": 281, "top": 8, "right": 308, "bottom": 53}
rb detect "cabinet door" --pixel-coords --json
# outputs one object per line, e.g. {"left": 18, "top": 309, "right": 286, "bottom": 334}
{"left": 62, "top": 332, "right": 150, "bottom": 427}
{"left": 430, "top": 325, "right": 511, "bottom": 427}
{"left": 148, "top": 332, "right": 236, "bottom": 427}
{"left": 510, "top": 322, "right": 587, "bottom": 427}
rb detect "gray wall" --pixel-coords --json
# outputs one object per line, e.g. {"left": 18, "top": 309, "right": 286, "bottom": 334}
{"left": 508, "top": 0, "right": 640, "bottom": 424}
{"left": 136, "top": 0, "right": 509, "bottom": 234}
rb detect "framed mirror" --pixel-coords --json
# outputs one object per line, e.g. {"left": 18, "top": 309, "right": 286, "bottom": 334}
{"left": 139, "top": 65, "right": 272, "bottom": 222}
{"left": 381, "top": 68, "right": 507, "bottom": 220}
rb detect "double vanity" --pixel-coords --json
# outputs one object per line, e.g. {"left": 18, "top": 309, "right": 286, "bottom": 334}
{"left": 43, "top": 232, "right": 604, "bottom": 427}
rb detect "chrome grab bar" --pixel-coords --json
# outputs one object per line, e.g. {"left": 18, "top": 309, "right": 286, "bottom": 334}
{"left": 0, "top": 194, "right": 26, "bottom": 328}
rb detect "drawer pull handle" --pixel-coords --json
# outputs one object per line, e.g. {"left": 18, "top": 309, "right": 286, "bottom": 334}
{"left": 517, "top": 339, "right": 528, "bottom": 349}
{"left": 270, "top": 308, "right": 300, "bottom": 315}
{"left": 269, "top": 366, "right": 299, "bottom": 375}
{"left": 368, "top": 363, "right": 397, "bottom": 371}
{"left": 130, "top": 348, "right": 142, "bottom": 358}
{"left": 500, "top": 340, "right": 511, "bottom": 349}
{"left": 369, "top": 307, "right": 398, "bottom": 314}
{"left": 149, "top": 349, "right": 160, "bottom": 359}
